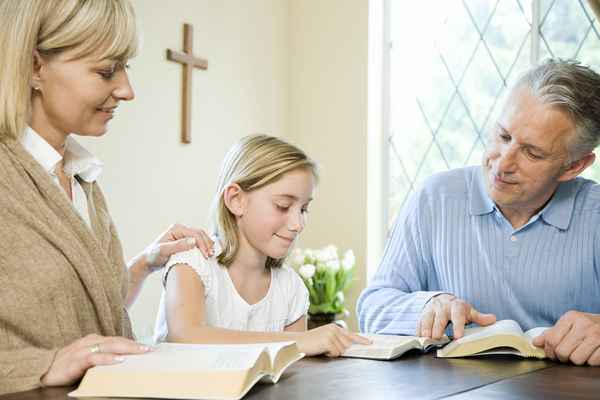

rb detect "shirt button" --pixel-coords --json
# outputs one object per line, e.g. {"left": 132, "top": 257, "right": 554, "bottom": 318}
{"left": 510, "top": 235, "right": 517, "bottom": 242}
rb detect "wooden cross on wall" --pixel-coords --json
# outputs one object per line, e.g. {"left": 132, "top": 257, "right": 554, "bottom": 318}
{"left": 166, "top": 23, "right": 208, "bottom": 144}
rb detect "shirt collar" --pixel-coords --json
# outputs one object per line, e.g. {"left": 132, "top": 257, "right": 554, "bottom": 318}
{"left": 63, "top": 135, "right": 104, "bottom": 182}
{"left": 469, "top": 167, "right": 496, "bottom": 216}
{"left": 538, "top": 179, "right": 578, "bottom": 230}
{"left": 20, "top": 126, "right": 62, "bottom": 175}
{"left": 469, "top": 166, "right": 576, "bottom": 230}
{"left": 20, "top": 126, "right": 103, "bottom": 183}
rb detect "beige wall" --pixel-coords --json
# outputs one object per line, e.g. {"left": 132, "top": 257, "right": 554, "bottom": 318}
{"left": 288, "top": 0, "right": 369, "bottom": 330}
{"left": 82, "top": 0, "right": 369, "bottom": 336}
{"left": 80, "top": 0, "right": 290, "bottom": 338}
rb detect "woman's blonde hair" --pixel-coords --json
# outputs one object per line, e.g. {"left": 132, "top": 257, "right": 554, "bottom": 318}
{"left": 211, "top": 135, "right": 319, "bottom": 269}
{"left": 0, "top": 0, "right": 138, "bottom": 142}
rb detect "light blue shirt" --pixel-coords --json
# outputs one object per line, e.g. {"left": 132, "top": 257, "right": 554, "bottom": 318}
{"left": 357, "top": 166, "right": 600, "bottom": 335}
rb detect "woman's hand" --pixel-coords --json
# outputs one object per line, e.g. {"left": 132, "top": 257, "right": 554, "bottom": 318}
{"left": 126, "top": 224, "right": 215, "bottom": 308}
{"left": 143, "top": 223, "right": 215, "bottom": 272}
{"left": 40, "top": 334, "right": 152, "bottom": 387}
{"left": 296, "top": 324, "right": 371, "bottom": 357}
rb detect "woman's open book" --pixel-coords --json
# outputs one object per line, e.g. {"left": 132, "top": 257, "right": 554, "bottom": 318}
{"left": 69, "top": 341, "right": 303, "bottom": 400}
{"left": 342, "top": 334, "right": 449, "bottom": 360}
{"left": 436, "top": 319, "right": 549, "bottom": 359}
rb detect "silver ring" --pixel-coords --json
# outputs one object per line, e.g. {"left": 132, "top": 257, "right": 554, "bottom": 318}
{"left": 90, "top": 344, "right": 102, "bottom": 354}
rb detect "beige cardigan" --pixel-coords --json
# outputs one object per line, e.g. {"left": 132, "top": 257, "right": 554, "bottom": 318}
{"left": 0, "top": 138, "right": 132, "bottom": 395}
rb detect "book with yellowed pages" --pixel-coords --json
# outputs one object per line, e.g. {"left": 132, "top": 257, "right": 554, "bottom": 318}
{"left": 69, "top": 341, "right": 303, "bottom": 400}
{"left": 342, "top": 334, "right": 449, "bottom": 360}
{"left": 437, "top": 319, "right": 549, "bottom": 359}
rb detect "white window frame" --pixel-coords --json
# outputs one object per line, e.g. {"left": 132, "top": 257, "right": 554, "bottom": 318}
{"left": 367, "top": 0, "right": 553, "bottom": 281}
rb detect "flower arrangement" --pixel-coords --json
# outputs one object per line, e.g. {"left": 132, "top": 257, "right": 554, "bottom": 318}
{"left": 288, "top": 245, "right": 356, "bottom": 316}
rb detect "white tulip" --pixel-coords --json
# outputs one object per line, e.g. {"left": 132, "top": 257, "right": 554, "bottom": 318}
{"left": 315, "top": 249, "right": 330, "bottom": 263}
{"left": 304, "top": 249, "right": 315, "bottom": 262}
{"left": 292, "top": 249, "right": 305, "bottom": 267}
{"left": 326, "top": 259, "right": 340, "bottom": 272}
{"left": 324, "top": 245, "right": 338, "bottom": 259}
{"left": 342, "top": 249, "right": 355, "bottom": 271}
{"left": 299, "top": 263, "right": 316, "bottom": 279}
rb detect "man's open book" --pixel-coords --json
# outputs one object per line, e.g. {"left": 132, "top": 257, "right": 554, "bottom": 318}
{"left": 437, "top": 319, "right": 549, "bottom": 359}
{"left": 69, "top": 341, "right": 303, "bottom": 400}
{"left": 342, "top": 334, "right": 449, "bottom": 360}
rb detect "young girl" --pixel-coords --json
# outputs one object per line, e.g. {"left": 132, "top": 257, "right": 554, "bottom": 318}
{"left": 154, "top": 135, "right": 369, "bottom": 356}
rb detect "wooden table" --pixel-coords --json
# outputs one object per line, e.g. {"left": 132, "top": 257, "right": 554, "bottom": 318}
{"left": 2, "top": 352, "right": 598, "bottom": 400}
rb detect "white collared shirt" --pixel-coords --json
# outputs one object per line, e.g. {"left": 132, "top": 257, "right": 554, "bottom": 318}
{"left": 20, "top": 126, "right": 104, "bottom": 228}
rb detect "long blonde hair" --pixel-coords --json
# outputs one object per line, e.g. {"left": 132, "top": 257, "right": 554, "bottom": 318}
{"left": 211, "top": 135, "right": 319, "bottom": 269}
{"left": 0, "top": 0, "right": 138, "bottom": 142}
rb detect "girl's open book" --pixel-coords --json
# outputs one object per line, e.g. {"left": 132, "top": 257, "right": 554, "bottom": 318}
{"left": 69, "top": 342, "right": 303, "bottom": 400}
{"left": 436, "top": 319, "right": 549, "bottom": 358}
{"left": 342, "top": 334, "right": 449, "bottom": 360}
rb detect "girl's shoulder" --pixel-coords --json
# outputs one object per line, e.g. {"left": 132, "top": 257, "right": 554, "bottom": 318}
{"left": 166, "top": 247, "right": 218, "bottom": 270}
{"left": 163, "top": 247, "right": 222, "bottom": 289}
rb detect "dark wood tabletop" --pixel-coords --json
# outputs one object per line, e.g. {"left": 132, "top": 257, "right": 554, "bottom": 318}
{"left": 2, "top": 351, "right": 598, "bottom": 400}
{"left": 445, "top": 362, "right": 600, "bottom": 400}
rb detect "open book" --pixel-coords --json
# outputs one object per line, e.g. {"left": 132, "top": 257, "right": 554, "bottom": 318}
{"left": 69, "top": 341, "right": 303, "bottom": 400}
{"left": 342, "top": 334, "right": 449, "bottom": 360}
{"left": 437, "top": 319, "right": 549, "bottom": 359}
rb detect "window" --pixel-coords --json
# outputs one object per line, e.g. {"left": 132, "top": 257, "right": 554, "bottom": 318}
{"left": 384, "top": 0, "right": 600, "bottom": 228}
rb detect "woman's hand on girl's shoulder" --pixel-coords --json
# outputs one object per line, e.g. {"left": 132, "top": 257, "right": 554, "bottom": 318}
{"left": 296, "top": 324, "right": 371, "bottom": 358}
{"left": 40, "top": 334, "right": 152, "bottom": 387}
{"left": 144, "top": 223, "right": 214, "bottom": 272}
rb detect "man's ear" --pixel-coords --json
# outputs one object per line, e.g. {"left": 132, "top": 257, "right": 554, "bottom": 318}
{"left": 558, "top": 152, "right": 596, "bottom": 182}
{"left": 223, "top": 183, "right": 246, "bottom": 217}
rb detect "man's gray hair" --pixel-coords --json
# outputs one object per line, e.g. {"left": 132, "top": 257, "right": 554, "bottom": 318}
{"left": 516, "top": 59, "right": 600, "bottom": 161}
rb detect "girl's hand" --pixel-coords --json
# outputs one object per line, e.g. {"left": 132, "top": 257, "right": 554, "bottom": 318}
{"left": 40, "top": 334, "right": 152, "bottom": 387}
{"left": 296, "top": 324, "right": 371, "bottom": 357}
{"left": 144, "top": 223, "right": 214, "bottom": 272}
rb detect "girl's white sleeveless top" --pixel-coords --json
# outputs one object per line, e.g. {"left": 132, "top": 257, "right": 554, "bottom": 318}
{"left": 153, "top": 246, "right": 309, "bottom": 343}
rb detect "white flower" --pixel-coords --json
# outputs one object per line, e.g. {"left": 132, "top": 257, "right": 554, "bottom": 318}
{"left": 315, "top": 245, "right": 338, "bottom": 263}
{"left": 326, "top": 259, "right": 340, "bottom": 272}
{"left": 342, "top": 249, "right": 355, "bottom": 271}
{"left": 299, "top": 263, "right": 316, "bottom": 279}
{"left": 291, "top": 248, "right": 305, "bottom": 267}
{"left": 304, "top": 249, "right": 315, "bottom": 262}
{"left": 323, "top": 245, "right": 338, "bottom": 260}
{"left": 314, "top": 249, "right": 328, "bottom": 263}
{"left": 336, "top": 292, "right": 345, "bottom": 303}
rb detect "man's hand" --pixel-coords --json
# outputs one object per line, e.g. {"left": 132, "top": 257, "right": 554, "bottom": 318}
{"left": 416, "top": 294, "right": 496, "bottom": 339}
{"left": 532, "top": 311, "right": 600, "bottom": 366}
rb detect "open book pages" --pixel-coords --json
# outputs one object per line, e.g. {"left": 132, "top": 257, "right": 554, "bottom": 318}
{"left": 437, "top": 319, "right": 549, "bottom": 359}
{"left": 69, "top": 341, "right": 304, "bottom": 400}
{"left": 342, "top": 334, "right": 450, "bottom": 360}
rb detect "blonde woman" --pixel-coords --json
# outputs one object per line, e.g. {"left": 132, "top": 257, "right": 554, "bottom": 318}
{"left": 154, "top": 135, "right": 370, "bottom": 356}
{"left": 0, "top": 1, "right": 213, "bottom": 394}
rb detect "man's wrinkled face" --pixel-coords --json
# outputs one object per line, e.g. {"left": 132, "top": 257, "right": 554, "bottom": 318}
{"left": 482, "top": 87, "right": 576, "bottom": 213}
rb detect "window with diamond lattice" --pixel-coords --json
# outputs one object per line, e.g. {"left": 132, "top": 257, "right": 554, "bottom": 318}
{"left": 386, "top": 0, "right": 600, "bottom": 227}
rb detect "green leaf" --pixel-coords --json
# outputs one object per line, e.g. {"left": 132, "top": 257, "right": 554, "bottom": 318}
{"left": 306, "top": 282, "right": 319, "bottom": 305}
{"left": 325, "top": 269, "right": 336, "bottom": 303}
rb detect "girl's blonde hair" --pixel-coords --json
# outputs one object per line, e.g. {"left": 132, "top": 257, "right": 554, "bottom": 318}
{"left": 211, "top": 135, "right": 319, "bottom": 269}
{"left": 0, "top": 0, "right": 138, "bottom": 142}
